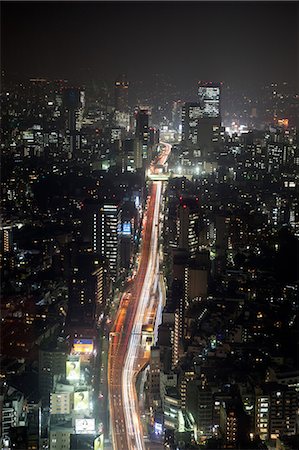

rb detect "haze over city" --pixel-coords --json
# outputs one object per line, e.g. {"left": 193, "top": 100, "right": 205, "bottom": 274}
{"left": 1, "top": 2, "right": 298, "bottom": 450}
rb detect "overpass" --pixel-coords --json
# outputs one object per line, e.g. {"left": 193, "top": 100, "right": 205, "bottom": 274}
{"left": 147, "top": 172, "right": 170, "bottom": 181}
{"left": 147, "top": 172, "right": 194, "bottom": 181}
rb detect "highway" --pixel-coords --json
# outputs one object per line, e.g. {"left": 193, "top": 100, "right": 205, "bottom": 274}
{"left": 108, "top": 143, "right": 171, "bottom": 450}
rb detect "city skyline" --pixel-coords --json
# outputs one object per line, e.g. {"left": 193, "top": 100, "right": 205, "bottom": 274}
{"left": 1, "top": 2, "right": 298, "bottom": 450}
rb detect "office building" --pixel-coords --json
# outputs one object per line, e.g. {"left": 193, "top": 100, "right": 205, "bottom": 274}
{"left": 135, "top": 109, "right": 149, "bottom": 164}
{"left": 39, "top": 347, "right": 67, "bottom": 402}
{"left": 255, "top": 384, "right": 298, "bottom": 440}
{"left": 197, "top": 81, "right": 223, "bottom": 160}
{"left": 220, "top": 399, "right": 250, "bottom": 447}
{"left": 186, "top": 381, "right": 213, "bottom": 436}
{"left": 198, "top": 81, "right": 221, "bottom": 119}
{"left": 50, "top": 392, "right": 71, "bottom": 415}
{"left": 63, "top": 87, "right": 81, "bottom": 157}
{"left": 184, "top": 259, "right": 208, "bottom": 304}
{"left": 181, "top": 102, "right": 201, "bottom": 145}
{"left": 95, "top": 202, "right": 121, "bottom": 282}
{"left": 177, "top": 198, "right": 200, "bottom": 258}
{"left": 66, "top": 251, "right": 106, "bottom": 334}
{"left": 0, "top": 386, "right": 27, "bottom": 438}
{"left": 134, "top": 138, "right": 143, "bottom": 170}
{"left": 148, "top": 347, "right": 161, "bottom": 410}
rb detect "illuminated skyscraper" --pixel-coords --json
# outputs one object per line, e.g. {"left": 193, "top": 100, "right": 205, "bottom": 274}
{"left": 95, "top": 202, "right": 121, "bottom": 281}
{"left": 181, "top": 102, "right": 201, "bottom": 145}
{"left": 177, "top": 198, "right": 200, "bottom": 258}
{"left": 198, "top": 81, "right": 221, "bottom": 119}
{"left": 197, "top": 81, "right": 223, "bottom": 159}
{"left": 114, "top": 74, "right": 129, "bottom": 113}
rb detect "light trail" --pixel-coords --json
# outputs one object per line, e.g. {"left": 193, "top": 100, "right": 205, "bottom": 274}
{"left": 122, "top": 181, "right": 161, "bottom": 450}
{"left": 108, "top": 143, "right": 171, "bottom": 450}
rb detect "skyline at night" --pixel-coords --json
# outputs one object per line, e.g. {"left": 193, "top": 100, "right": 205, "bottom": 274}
{"left": 1, "top": 2, "right": 298, "bottom": 450}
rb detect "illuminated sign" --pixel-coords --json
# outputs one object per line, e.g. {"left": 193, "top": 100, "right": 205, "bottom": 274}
{"left": 75, "top": 418, "right": 95, "bottom": 434}
{"left": 154, "top": 422, "right": 163, "bottom": 435}
{"left": 135, "top": 196, "right": 140, "bottom": 208}
{"left": 74, "top": 391, "right": 89, "bottom": 411}
{"left": 94, "top": 434, "right": 104, "bottom": 450}
{"left": 66, "top": 359, "right": 80, "bottom": 381}
{"left": 73, "top": 339, "right": 94, "bottom": 354}
{"left": 122, "top": 222, "right": 131, "bottom": 236}
{"left": 22, "top": 131, "right": 34, "bottom": 142}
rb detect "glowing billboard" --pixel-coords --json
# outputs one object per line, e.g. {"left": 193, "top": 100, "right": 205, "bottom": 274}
{"left": 66, "top": 359, "right": 80, "bottom": 381}
{"left": 73, "top": 338, "right": 94, "bottom": 354}
{"left": 122, "top": 222, "right": 131, "bottom": 236}
{"left": 75, "top": 418, "right": 95, "bottom": 434}
{"left": 74, "top": 391, "right": 89, "bottom": 411}
{"left": 94, "top": 434, "right": 104, "bottom": 450}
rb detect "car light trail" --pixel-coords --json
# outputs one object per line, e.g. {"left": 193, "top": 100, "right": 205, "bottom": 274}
{"left": 108, "top": 143, "right": 171, "bottom": 450}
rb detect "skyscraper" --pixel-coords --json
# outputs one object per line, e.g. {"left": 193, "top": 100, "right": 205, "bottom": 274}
{"left": 65, "top": 250, "right": 106, "bottom": 336}
{"left": 198, "top": 81, "right": 221, "bottom": 119}
{"left": 181, "top": 102, "right": 201, "bottom": 145}
{"left": 197, "top": 81, "right": 223, "bottom": 160}
{"left": 135, "top": 109, "right": 149, "bottom": 165}
{"left": 94, "top": 202, "right": 121, "bottom": 282}
{"left": 63, "top": 87, "right": 81, "bottom": 157}
{"left": 114, "top": 74, "right": 129, "bottom": 113}
{"left": 177, "top": 198, "right": 200, "bottom": 258}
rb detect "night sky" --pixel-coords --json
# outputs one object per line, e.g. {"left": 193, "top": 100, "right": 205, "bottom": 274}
{"left": 1, "top": 1, "right": 298, "bottom": 88}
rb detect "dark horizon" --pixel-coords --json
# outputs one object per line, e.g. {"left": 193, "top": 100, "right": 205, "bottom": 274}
{"left": 1, "top": 1, "right": 298, "bottom": 89}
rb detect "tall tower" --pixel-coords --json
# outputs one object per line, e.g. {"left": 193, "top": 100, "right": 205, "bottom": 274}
{"left": 177, "top": 198, "right": 200, "bottom": 259}
{"left": 135, "top": 109, "right": 149, "bottom": 165}
{"left": 63, "top": 87, "right": 81, "bottom": 157}
{"left": 114, "top": 74, "right": 129, "bottom": 113}
{"left": 181, "top": 102, "right": 201, "bottom": 144}
{"left": 96, "top": 202, "right": 121, "bottom": 282}
{"left": 197, "top": 81, "right": 223, "bottom": 160}
{"left": 198, "top": 81, "right": 221, "bottom": 119}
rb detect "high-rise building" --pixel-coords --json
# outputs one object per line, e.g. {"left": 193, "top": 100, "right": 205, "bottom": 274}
{"left": 83, "top": 200, "right": 121, "bottom": 282}
{"left": 65, "top": 251, "right": 106, "bottom": 335}
{"left": 114, "top": 74, "right": 129, "bottom": 113}
{"left": 148, "top": 347, "right": 161, "bottom": 410}
{"left": 220, "top": 399, "right": 250, "bottom": 447}
{"left": 184, "top": 259, "right": 208, "bottom": 304}
{"left": 39, "top": 347, "right": 67, "bottom": 402}
{"left": 186, "top": 380, "right": 213, "bottom": 436}
{"left": 181, "top": 102, "right": 201, "bottom": 145}
{"left": 197, "top": 81, "right": 223, "bottom": 160}
{"left": 198, "top": 81, "right": 221, "bottom": 119}
{"left": 0, "top": 387, "right": 27, "bottom": 439}
{"left": 63, "top": 87, "right": 81, "bottom": 157}
{"left": 133, "top": 139, "right": 143, "bottom": 170}
{"left": 214, "top": 214, "right": 230, "bottom": 275}
{"left": 177, "top": 198, "right": 200, "bottom": 258}
{"left": 172, "top": 100, "right": 183, "bottom": 131}
{"left": 255, "top": 384, "right": 298, "bottom": 440}
{"left": 95, "top": 202, "right": 121, "bottom": 282}
{"left": 135, "top": 109, "right": 149, "bottom": 164}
